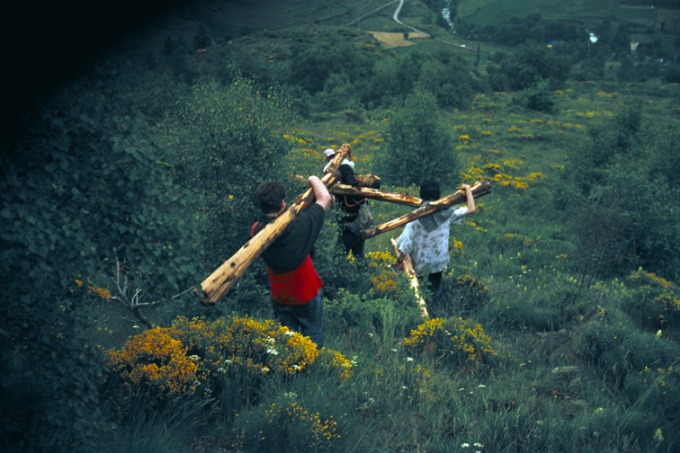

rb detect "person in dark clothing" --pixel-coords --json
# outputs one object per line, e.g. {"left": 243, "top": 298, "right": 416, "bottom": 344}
{"left": 335, "top": 164, "right": 379, "bottom": 260}
{"left": 252, "top": 176, "right": 331, "bottom": 348}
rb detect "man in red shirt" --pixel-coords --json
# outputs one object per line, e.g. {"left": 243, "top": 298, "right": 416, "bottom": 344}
{"left": 253, "top": 176, "right": 331, "bottom": 348}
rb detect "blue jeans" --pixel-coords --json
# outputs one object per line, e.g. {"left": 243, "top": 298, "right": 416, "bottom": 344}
{"left": 271, "top": 291, "right": 324, "bottom": 348}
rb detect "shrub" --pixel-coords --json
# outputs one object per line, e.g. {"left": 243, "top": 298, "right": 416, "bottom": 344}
{"left": 512, "top": 79, "right": 557, "bottom": 113}
{"left": 232, "top": 396, "right": 342, "bottom": 452}
{"left": 380, "top": 89, "right": 458, "bottom": 186}
{"left": 415, "top": 53, "right": 473, "bottom": 109}
{"left": 155, "top": 78, "right": 292, "bottom": 270}
{"left": 107, "top": 316, "right": 353, "bottom": 402}
{"left": 486, "top": 44, "right": 571, "bottom": 92}
{"left": 107, "top": 327, "right": 200, "bottom": 397}
{"left": 622, "top": 269, "right": 680, "bottom": 329}
{"left": 447, "top": 271, "right": 491, "bottom": 313}
{"left": 403, "top": 317, "right": 495, "bottom": 367}
{"left": 561, "top": 106, "right": 680, "bottom": 281}
{"left": 576, "top": 318, "right": 679, "bottom": 387}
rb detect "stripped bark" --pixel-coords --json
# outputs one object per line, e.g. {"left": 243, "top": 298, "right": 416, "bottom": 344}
{"left": 391, "top": 238, "right": 429, "bottom": 319}
{"left": 330, "top": 184, "right": 422, "bottom": 207}
{"left": 362, "top": 180, "right": 491, "bottom": 239}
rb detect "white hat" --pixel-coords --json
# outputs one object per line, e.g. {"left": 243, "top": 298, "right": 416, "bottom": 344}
{"left": 323, "top": 148, "right": 336, "bottom": 158}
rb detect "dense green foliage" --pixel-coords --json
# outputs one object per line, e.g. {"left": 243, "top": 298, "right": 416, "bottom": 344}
{"left": 2, "top": 1, "right": 680, "bottom": 451}
{"left": 0, "top": 71, "right": 291, "bottom": 451}
{"left": 380, "top": 89, "right": 459, "bottom": 185}
{"left": 559, "top": 105, "right": 680, "bottom": 281}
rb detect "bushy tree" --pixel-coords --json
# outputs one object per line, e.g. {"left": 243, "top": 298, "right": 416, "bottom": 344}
{"left": 0, "top": 72, "right": 293, "bottom": 450}
{"left": 415, "top": 52, "right": 473, "bottom": 109}
{"left": 380, "top": 89, "right": 458, "bottom": 186}
{"left": 288, "top": 34, "right": 374, "bottom": 97}
{"left": 154, "top": 78, "right": 291, "bottom": 270}
{"left": 512, "top": 79, "right": 557, "bottom": 113}
{"left": 363, "top": 52, "right": 424, "bottom": 108}
{"left": 487, "top": 44, "right": 571, "bottom": 91}
{"left": 0, "top": 78, "right": 189, "bottom": 450}
{"left": 559, "top": 106, "right": 680, "bottom": 281}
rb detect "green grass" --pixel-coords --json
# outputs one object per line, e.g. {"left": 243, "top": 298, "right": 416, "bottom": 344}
{"left": 89, "top": 71, "right": 680, "bottom": 450}
{"left": 459, "top": 0, "right": 612, "bottom": 24}
{"left": 13, "top": 1, "right": 680, "bottom": 451}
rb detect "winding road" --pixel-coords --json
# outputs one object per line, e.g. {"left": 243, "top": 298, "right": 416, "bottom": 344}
{"left": 345, "top": 0, "right": 472, "bottom": 51}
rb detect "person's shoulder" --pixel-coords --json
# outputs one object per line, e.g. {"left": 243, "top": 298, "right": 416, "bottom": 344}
{"left": 301, "top": 203, "right": 325, "bottom": 219}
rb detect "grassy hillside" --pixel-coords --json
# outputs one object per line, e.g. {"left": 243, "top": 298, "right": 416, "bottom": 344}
{"left": 2, "top": 1, "right": 680, "bottom": 452}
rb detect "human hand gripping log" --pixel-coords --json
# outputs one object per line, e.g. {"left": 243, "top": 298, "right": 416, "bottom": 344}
{"left": 195, "top": 144, "right": 352, "bottom": 305}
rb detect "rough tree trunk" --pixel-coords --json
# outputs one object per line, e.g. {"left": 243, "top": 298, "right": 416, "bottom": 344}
{"left": 391, "top": 238, "right": 429, "bottom": 319}
{"left": 362, "top": 180, "right": 491, "bottom": 239}
{"left": 330, "top": 185, "right": 422, "bottom": 207}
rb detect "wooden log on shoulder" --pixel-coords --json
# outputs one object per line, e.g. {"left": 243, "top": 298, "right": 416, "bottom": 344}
{"left": 362, "top": 180, "right": 492, "bottom": 239}
{"left": 354, "top": 173, "right": 381, "bottom": 188}
{"left": 390, "top": 238, "right": 429, "bottom": 319}
{"left": 330, "top": 184, "right": 422, "bottom": 207}
{"left": 196, "top": 144, "right": 352, "bottom": 305}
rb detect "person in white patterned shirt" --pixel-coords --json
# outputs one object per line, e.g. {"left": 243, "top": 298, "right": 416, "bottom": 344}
{"left": 396, "top": 180, "right": 476, "bottom": 307}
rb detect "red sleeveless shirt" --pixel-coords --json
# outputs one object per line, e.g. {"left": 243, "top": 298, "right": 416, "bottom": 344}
{"left": 266, "top": 255, "right": 322, "bottom": 305}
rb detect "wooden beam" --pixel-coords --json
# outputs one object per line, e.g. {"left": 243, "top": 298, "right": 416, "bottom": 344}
{"left": 362, "top": 180, "right": 491, "bottom": 239}
{"left": 196, "top": 144, "right": 352, "bottom": 305}
{"left": 391, "top": 238, "right": 429, "bottom": 319}
{"left": 330, "top": 185, "right": 422, "bottom": 207}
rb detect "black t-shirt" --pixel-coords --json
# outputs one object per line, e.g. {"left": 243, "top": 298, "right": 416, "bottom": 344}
{"left": 254, "top": 204, "right": 325, "bottom": 274}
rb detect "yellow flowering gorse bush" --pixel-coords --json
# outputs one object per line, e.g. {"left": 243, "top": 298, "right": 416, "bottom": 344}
{"left": 264, "top": 401, "right": 341, "bottom": 448}
{"left": 625, "top": 269, "right": 680, "bottom": 327}
{"left": 108, "top": 316, "right": 354, "bottom": 398}
{"left": 107, "top": 327, "right": 199, "bottom": 396}
{"left": 367, "top": 250, "right": 398, "bottom": 294}
{"left": 404, "top": 317, "right": 495, "bottom": 366}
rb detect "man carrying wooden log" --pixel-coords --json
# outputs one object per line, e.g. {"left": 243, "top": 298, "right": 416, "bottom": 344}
{"left": 252, "top": 176, "right": 331, "bottom": 348}
{"left": 335, "top": 164, "right": 380, "bottom": 261}
{"left": 395, "top": 180, "right": 477, "bottom": 310}
{"left": 323, "top": 147, "right": 354, "bottom": 173}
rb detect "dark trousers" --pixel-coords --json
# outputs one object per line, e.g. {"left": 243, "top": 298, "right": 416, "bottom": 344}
{"left": 271, "top": 291, "right": 323, "bottom": 348}
{"left": 427, "top": 271, "right": 443, "bottom": 306}
{"left": 340, "top": 230, "right": 365, "bottom": 260}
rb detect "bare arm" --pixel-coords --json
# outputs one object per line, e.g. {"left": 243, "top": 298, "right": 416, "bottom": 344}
{"left": 460, "top": 184, "right": 476, "bottom": 214}
{"left": 309, "top": 175, "right": 331, "bottom": 210}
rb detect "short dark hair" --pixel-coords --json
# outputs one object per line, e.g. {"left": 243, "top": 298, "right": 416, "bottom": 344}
{"left": 420, "top": 180, "right": 440, "bottom": 201}
{"left": 339, "top": 164, "right": 359, "bottom": 187}
{"left": 257, "top": 181, "right": 285, "bottom": 213}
